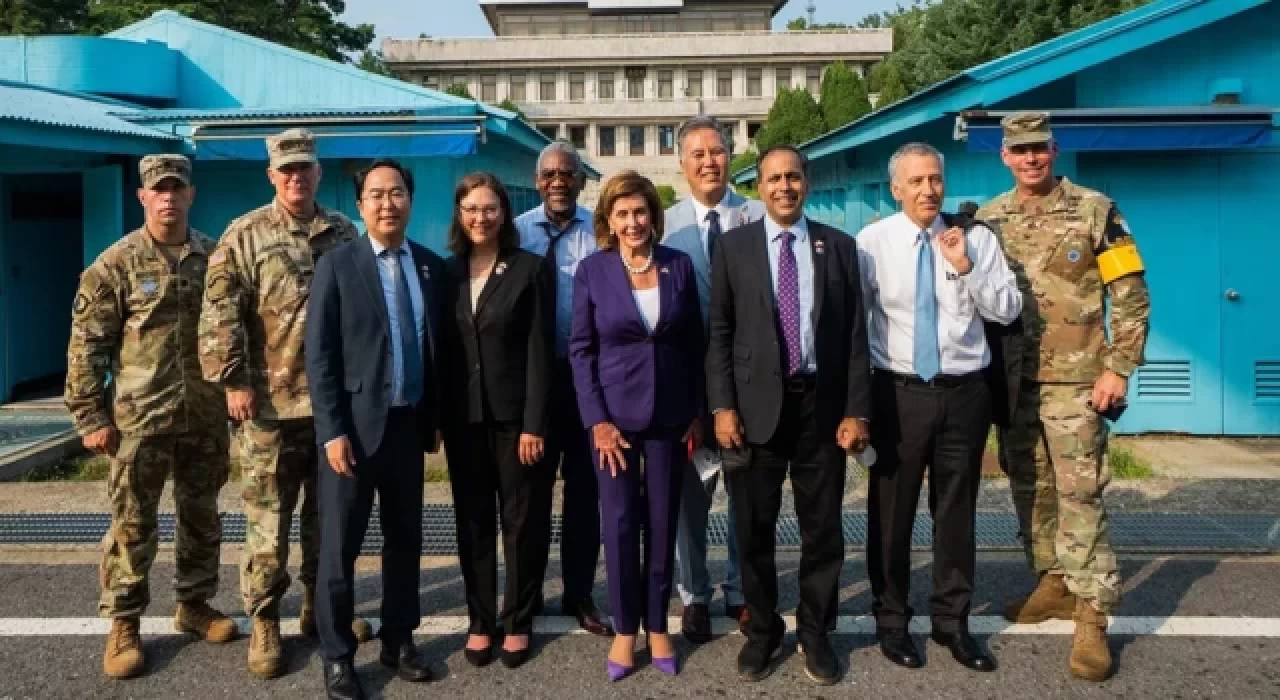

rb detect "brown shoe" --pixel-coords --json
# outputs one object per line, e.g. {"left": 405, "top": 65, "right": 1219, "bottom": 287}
{"left": 300, "top": 586, "right": 317, "bottom": 639}
{"left": 727, "top": 603, "right": 750, "bottom": 636}
{"left": 103, "top": 616, "right": 145, "bottom": 679}
{"left": 175, "top": 601, "right": 239, "bottom": 643}
{"left": 1004, "top": 573, "right": 1077, "bottom": 623}
{"left": 1070, "top": 599, "right": 1112, "bottom": 682}
{"left": 351, "top": 616, "right": 374, "bottom": 644}
{"left": 248, "top": 615, "right": 283, "bottom": 679}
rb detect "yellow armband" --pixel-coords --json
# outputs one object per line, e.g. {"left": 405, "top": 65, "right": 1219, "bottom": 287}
{"left": 1097, "top": 244, "right": 1144, "bottom": 284}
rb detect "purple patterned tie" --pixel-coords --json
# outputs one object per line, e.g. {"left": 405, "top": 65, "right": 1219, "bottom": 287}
{"left": 776, "top": 230, "right": 803, "bottom": 376}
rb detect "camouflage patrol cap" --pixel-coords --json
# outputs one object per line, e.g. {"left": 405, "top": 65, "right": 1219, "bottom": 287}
{"left": 139, "top": 154, "right": 191, "bottom": 189}
{"left": 266, "top": 128, "right": 319, "bottom": 168}
{"left": 1001, "top": 111, "right": 1053, "bottom": 147}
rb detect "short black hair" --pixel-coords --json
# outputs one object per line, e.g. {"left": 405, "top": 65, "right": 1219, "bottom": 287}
{"left": 353, "top": 158, "right": 415, "bottom": 200}
{"left": 756, "top": 145, "right": 809, "bottom": 175}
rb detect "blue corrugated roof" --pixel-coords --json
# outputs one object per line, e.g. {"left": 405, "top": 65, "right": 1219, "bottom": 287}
{"left": 0, "top": 81, "right": 179, "bottom": 141}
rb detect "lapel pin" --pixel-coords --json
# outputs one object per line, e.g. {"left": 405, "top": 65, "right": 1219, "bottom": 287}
{"left": 420, "top": 265, "right": 431, "bottom": 279}
{"left": 814, "top": 240, "right": 826, "bottom": 255}
{"left": 660, "top": 266, "right": 670, "bottom": 274}
{"left": 494, "top": 262, "right": 508, "bottom": 276}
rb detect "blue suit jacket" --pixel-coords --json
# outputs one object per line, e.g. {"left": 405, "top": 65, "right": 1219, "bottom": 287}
{"left": 305, "top": 235, "right": 446, "bottom": 459}
{"left": 569, "top": 245, "right": 704, "bottom": 433}
{"left": 662, "top": 192, "right": 767, "bottom": 330}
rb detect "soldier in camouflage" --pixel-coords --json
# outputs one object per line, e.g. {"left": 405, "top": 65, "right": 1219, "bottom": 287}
{"left": 978, "top": 112, "right": 1151, "bottom": 682}
{"left": 197, "top": 129, "right": 369, "bottom": 679}
{"left": 66, "top": 155, "right": 238, "bottom": 680}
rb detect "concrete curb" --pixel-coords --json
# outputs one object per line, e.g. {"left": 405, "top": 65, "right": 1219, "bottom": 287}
{"left": 0, "top": 430, "right": 80, "bottom": 482}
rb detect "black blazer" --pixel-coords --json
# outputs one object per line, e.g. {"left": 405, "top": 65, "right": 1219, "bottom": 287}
{"left": 442, "top": 247, "right": 553, "bottom": 436}
{"left": 706, "top": 217, "right": 872, "bottom": 445}
{"left": 305, "top": 235, "right": 446, "bottom": 459}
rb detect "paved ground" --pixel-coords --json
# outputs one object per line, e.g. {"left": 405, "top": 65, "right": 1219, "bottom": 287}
{"left": 0, "top": 551, "right": 1277, "bottom": 699}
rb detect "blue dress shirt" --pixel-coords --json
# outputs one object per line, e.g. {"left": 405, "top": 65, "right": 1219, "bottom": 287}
{"left": 367, "top": 236, "right": 425, "bottom": 406}
{"left": 763, "top": 215, "right": 817, "bottom": 374}
{"left": 515, "top": 204, "right": 597, "bottom": 357}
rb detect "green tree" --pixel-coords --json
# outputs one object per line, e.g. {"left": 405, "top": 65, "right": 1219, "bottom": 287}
{"left": 0, "top": 0, "right": 89, "bottom": 34}
{"left": 729, "top": 149, "right": 758, "bottom": 177}
{"left": 494, "top": 98, "right": 527, "bottom": 121}
{"left": 444, "top": 83, "right": 473, "bottom": 99}
{"left": 656, "top": 185, "right": 677, "bottom": 211}
{"left": 871, "top": 61, "right": 910, "bottom": 108}
{"left": 786, "top": 17, "right": 849, "bottom": 30}
{"left": 755, "top": 87, "right": 825, "bottom": 151}
{"left": 818, "top": 62, "right": 872, "bottom": 131}
{"left": 356, "top": 49, "right": 391, "bottom": 77}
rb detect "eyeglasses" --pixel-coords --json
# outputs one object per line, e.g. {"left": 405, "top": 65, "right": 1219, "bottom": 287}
{"left": 538, "top": 168, "right": 578, "bottom": 182}
{"left": 363, "top": 188, "right": 409, "bottom": 203}
{"left": 460, "top": 205, "right": 503, "bottom": 218}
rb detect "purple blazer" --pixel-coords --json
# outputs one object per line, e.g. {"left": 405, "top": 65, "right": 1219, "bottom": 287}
{"left": 569, "top": 245, "right": 705, "bottom": 433}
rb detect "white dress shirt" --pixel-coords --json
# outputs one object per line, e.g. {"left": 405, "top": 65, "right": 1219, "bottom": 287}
{"left": 856, "top": 212, "right": 1022, "bottom": 376}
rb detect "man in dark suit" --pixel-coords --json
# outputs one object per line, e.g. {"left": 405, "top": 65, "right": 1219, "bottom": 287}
{"left": 707, "top": 146, "right": 872, "bottom": 686}
{"left": 305, "top": 159, "right": 445, "bottom": 699}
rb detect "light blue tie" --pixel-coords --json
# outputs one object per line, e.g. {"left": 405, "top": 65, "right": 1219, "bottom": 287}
{"left": 387, "top": 249, "right": 424, "bottom": 405}
{"left": 913, "top": 230, "right": 941, "bottom": 381}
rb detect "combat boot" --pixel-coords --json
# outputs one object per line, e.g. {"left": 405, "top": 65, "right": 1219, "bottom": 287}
{"left": 301, "top": 585, "right": 372, "bottom": 643}
{"left": 103, "top": 616, "right": 145, "bottom": 679}
{"left": 248, "top": 614, "right": 284, "bottom": 679}
{"left": 1004, "top": 573, "right": 1076, "bottom": 623}
{"left": 175, "top": 601, "right": 239, "bottom": 643}
{"left": 1070, "top": 599, "right": 1112, "bottom": 682}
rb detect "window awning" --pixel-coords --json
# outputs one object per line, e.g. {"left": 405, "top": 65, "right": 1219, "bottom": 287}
{"left": 189, "top": 118, "right": 482, "bottom": 160}
{"left": 958, "top": 107, "right": 1275, "bottom": 152}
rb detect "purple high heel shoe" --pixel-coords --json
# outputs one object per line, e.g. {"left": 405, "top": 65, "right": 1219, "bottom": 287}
{"left": 652, "top": 655, "right": 680, "bottom": 676}
{"left": 606, "top": 659, "right": 635, "bottom": 682}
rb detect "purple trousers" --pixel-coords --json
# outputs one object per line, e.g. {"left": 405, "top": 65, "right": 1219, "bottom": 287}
{"left": 593, "top": 427, "right": 685, "bottom": 635}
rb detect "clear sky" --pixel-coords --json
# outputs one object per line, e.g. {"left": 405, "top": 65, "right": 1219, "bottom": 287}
{"left": 341, "top": 0, "right": 904, "bottom": 42}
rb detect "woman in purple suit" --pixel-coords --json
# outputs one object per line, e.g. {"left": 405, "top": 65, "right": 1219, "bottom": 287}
{"left": 569, "top": 171, "right": 705, "bottom": 681}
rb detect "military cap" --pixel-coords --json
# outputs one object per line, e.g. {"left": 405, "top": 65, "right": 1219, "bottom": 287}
{"left": 266, "top": 128, "right": 319, "bottom": 168}
{"left": 1001, "top": 111, "right": 1054, "bottom": 147}
{"left": 139, "top": 154, "right": 191, "bottom": 189}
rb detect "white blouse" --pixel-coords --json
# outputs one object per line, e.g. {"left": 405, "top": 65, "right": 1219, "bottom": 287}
{"left": 632, "top": 287, "right": 661, "bottom": 333}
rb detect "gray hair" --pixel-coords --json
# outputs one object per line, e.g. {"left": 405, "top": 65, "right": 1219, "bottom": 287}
{"left": 536, "top": 140, "right": 584, "bottom": 174}
{"left": 887, "top": 142, "right": 945, "bottom": 182}
{"left": 677, "top": 116, "right": 729, "bottom": 158}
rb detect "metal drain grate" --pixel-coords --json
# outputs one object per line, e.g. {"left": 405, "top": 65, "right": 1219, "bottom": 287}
{"left": 0, "top": 508, "right": 1275, "bottom": 554}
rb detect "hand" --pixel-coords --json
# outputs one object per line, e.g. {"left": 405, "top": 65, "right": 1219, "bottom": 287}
{"left": 82, "top": 426, "right": 119, "bottom": 457}
{"left": 836, "top": 417, "right": 871, "bottom": 453}
{"left": 937, "top": 226, "right": 972, "bottom": 275}
{"left": 682, "top": 417, "right": 703, "bottom": 448}
{"left": 714, "top": 410, "right": 744, "bottom": 450}
{"left": 325, "top": 436, "right": 357, "bottom": 478}
{"left": 591, "top": 422, "right": 631, "bottom": 478}
{"left": 226, "top": 388, "right": 257, "bottom": 422}
{"left": 518, "top": 433, "right": 545, "bottom": 466}
{"left": 1092, "top": 370, "right": 1128, "bottom": 413}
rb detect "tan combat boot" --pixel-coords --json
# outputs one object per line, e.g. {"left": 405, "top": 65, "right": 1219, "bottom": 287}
{"left": 300, "top": 585, "right": 372, "bottom": 643}
{"left": 103, "top": 616, "right": 145, "bottom": 679}
{"left": 247, "top": 615, "right": 283, "bottom": 679}
{"left": 1070, "top": 599, "right": 1112, "bottom": 682}
{"left": 1004, "top": 573, "right": 1077, "bottom": 623}
{"left": 175, "top": 601, "right": 239, "bottom": 643}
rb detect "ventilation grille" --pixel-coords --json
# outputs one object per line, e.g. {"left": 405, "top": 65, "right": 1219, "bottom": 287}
{"left": 1134, "top": 360, "right": 1192, "bottom": 400}
{"left": 1257, "top": 361, "right": 1280, "bottom": 401}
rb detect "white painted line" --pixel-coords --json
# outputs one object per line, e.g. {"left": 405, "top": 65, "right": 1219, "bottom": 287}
{"left": 0, "top": 615, "right": 1278, "bottom": 638}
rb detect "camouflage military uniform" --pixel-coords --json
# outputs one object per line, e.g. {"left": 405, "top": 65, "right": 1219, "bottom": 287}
{"left": 979, "top": 176, "right": 1150, "bottom": 612}
{"left": 199, "top": 197, "right": 356, "bottom": 616}
{"left": 66, "top": 223, "right": 230, "bottom": 619}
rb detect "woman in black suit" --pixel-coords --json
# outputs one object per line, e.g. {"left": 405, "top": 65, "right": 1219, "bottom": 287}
{"left": 441, "top": 172, "right": 554, "bottom": 669}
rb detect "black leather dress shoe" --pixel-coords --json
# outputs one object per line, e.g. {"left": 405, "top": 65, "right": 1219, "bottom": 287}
{"left": 379, "top": 640, "right": 435, "bottom": 682}
{"left": 726, "top": 603, "right": 749, "bottom": 635}
{"left": 798, "top": 636, "right": 841, "bottom": 685}
{"left": 323, "top": 660, "right": 366, "bottom": 700}
{"left": 878, "top": 629, "right": 924, "bottom": 669}
{"left": 566, "top": 600, "right": 614, "bottom": 637}
{"left": 736, "top": 625, "right": 784, "bottom": 682}
{"left": 682, "top": 604, "right": 712, "bottom": 643}
{"left": 931, "top": 629, "right": 996, "bottom": 672}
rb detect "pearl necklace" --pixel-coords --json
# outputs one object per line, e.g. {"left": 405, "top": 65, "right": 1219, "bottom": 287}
{"left": 621, "top": 248, "right": 654, "bottom": 275}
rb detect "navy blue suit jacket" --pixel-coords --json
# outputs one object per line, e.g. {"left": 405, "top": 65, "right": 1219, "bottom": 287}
{"left": 305, "top": 235, "right": 446, "bottom": 459}
{"left": 569, "top": 245, "right": 704, "bottom": 433}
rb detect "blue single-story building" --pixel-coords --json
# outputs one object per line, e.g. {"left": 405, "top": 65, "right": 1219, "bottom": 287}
{"left": 0, "top": 11, "right": 575, "bottom": 402}
{"left": 738, "top": 0, "right": 1280, "bottom": 436}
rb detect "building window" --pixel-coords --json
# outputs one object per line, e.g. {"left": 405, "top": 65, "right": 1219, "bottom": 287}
{"left": 623, "top": 15, "right": 646, "bottom": 33}
{"left": 540, "top": 72, "right": 556, "bottom": 101}
{"left": 684, "top": 12, "right": 711, "bottom": 32}
{"left": 569, "top": 125, "right": 587, "bottom": 150}
{"left": 626, "top": 68, "right": 645, "bottom": 99}
{"left": 509, "top": 73, "right": 526, "bottom": 102}
{"left": 569, "top": 72, "right": 585, "bottom": 101}
{"left": 598, "top": 72, "right": 614, "bottom": 100}
{"left": 717, "top": 69, "right": 733, "bottom": 98}
{"left": 746, "top": 68, "right": 762, "bottom": 97}
{"left": 564, "top": 14, "right": 589, "bottom": 35}
{"left": 807, "top": 66, "right": 822, "bottom": 95}
{"left": 452, "top": 75, "right": 468, "bottom": 92}
{"left": 686, "top": 70, "right": 703, "bottom": 98}
{"left": 532, "top": 16, "right": 560, "bottom": 36}
{"left": 659, "top": 125, "right": 676, "bottom": 155}
{"left": 747, "top": 122, "right": 763, "bottom": 140}
{"left": 712, "top": 12, "right": 738, "bottom": 31}
{"left": 658, "top": 70, "right": 674, "bottom": 99}
{"left": 775, "top": 67, "right": 791, "bottom": 93}
{"left": 480, "top": 74, "right": 497, "bottom": 102}
{"left": 629, "top": 126, "right": 645, "bottom": 155}
{"left": 599, "top": 126, "right": 616, "bottom": 156}
{"left": 596, "top": 17, "right": 621, "bottom": 34}
{"left": 424, "top": 76, "right": 439, "bottom": 90}
{"left": 505, "top": 15, "right": 531, "bottom": 35}
{"left": 538, "top": 124, "right": 559, "bottom": 140}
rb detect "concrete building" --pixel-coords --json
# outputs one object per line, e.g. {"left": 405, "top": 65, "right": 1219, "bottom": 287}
{"left": 381, "top": 0, "right": 892, "bottom": 196}
{"left": 0, "top": 11, "right": 565, "bottom": 403}
{"left": 737, "top": 0, "right": 1280, "bottom": 436}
